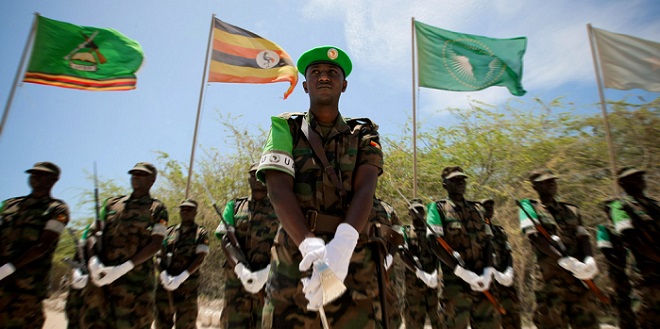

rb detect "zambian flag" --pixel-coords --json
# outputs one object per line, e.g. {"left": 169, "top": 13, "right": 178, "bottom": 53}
{"left": 23, "top": 15, "right": 144, "bottom": 91}
{"left": 209, "top": 18, "right": 298, "bottom": 99}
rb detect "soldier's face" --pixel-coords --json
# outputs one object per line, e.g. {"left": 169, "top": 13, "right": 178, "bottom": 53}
{"left": 533, "top": 179, "right": 558, "bottom": 197}
{"left": 303, "top": 63, "right": 347, "bottom": 104}
{"left": 444, "top": 177, "right": 467, "bottom": 195}
{"left": 130, "top": 172, "right": 155, "bottom": 191}
{"left": 28, "top": 172, "right": 57, "bottom": 192}
{"left": 248, "top": 171, "right": 266, "bottom": 192}
{"left": 482, "top": 203, "right": 494, "bottom": 219}
{"left": 180, "top": 206, "right": 196, "bottom": 223}
{"left": 619, "top": 174, "right": 646, "bottom": 194}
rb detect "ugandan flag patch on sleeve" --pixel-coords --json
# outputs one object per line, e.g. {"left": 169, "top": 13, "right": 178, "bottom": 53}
{"left": 159, "top": 219, "right": 167, "bottom": 226}
{"left": 56, "top": 213, "right": 69, "bottom": 223}
{"left": 370, "top": 140, "right": 381, "bottom": 149}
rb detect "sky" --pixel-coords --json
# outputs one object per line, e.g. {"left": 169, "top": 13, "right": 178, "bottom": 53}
{"left": 1, "top": 0, "right": 659, "bottom": 223}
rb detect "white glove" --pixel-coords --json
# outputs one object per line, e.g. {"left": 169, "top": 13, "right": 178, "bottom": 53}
{"left": 453, "top": 265, "right": 482, "bottom": 291}
{"left": 319, "top": 223, "right": 359, "bottom": 283}
{"left": 215, "top": 222, "right": 228, "bottom": 236}
{"left": 164, "top": 270, "right": 190, "bottom": 291}
{"left": 94, "top": 261, "right": 134, "bottom": 286}
{"left": 494, "top": 266, "right": 514, "bottom": 287}
{"left": 88, "top": 256, "right": 105, "bottom": 284}
{"left": 474, "top": 267, "right": 494, "bottom": 292}
{"left": 557, "top": 256, "right": 579, "bottom": 273}
{"left": 298, "top": 237, "right": 326, "bottom": 272}
{"left": 71, "top": 268, "right": 89, "bottom": 289}
{"left": 572, "top": 256, "right": 599, "bottom": 280}
{"left": 0, "top": 263, "right": 16, "bottom": 281}
{"left": 415, "top": 269, "right": 439, "bottom": 288}
{"left": 244, "top": 264, "right": 270, "bottom": 294}
{"left": 384, "top": 254, "right": 394, "bottom": 271}
{"left": 159, "top": 271, "right": 173, "bottom": 286}
{"left": 301, "top": 271, "right": 323, "bottom": 311}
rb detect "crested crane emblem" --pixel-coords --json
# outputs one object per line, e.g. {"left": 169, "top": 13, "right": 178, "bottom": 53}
{"left": 256, "top": 50, "right": 280, "bottom": 69}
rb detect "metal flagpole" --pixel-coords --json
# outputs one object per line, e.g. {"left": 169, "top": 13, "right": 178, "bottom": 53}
{"left": 411, "top": 17, "right": 418, "bottom": 199}
{"left": 185, "top": 14, "right": 216, "bottom": 198}
{"left": 1, "top": 13, "right": 39, "bottom": 138}
{"left": 587, "top": 23, "right": 619, "bottom": 196}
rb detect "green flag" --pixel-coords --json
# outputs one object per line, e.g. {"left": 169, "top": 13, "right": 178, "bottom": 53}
{"left": 23, "top": 15, "right": 144, "bottom": 91}
{"left": 414, "top": 20, "right": 527, "bottom": 96}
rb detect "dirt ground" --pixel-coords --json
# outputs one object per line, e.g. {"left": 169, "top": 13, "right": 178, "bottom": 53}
{"left": 42, "top": 294, "right": 618, "bottom": 329}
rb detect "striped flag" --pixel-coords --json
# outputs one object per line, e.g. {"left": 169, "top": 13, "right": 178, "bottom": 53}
{"left": 209, "top": 18, "right": 298, "bottom": 99}
{"left": 24, "top": 15, "right": 144, "bottom": 91}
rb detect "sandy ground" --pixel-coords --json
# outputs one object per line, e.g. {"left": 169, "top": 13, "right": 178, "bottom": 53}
{"left": 42, "top": 294, "right": 618, "bottom": 329}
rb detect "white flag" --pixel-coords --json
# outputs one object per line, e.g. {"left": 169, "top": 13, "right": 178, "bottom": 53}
{"left": 592, "top": 27, "right": 660, "bottom": 92}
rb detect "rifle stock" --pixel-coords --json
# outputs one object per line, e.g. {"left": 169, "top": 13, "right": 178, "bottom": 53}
{"left": 207, "top": 194, "right": 251, "bottom": 270}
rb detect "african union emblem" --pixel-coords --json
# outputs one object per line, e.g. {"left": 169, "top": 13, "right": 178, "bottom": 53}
{"left": 442, "top": 38, "right": 505, "bottom": 90}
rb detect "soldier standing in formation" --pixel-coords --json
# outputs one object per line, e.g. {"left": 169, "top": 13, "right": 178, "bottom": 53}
{"left": 215, "top": 163, "right": 278, "bottom": 329}
{"left": 403, "top": 199, "right": 442, "bottom": 329}
{"left": 155, "top": 199, "right": 209, "bottom": 329}
{"left": 257, "top": 45, "right": 385, "bottom": 328}
{"left": 81, "top": 162, "right": 169, "bottom": 329}
{"left": 480, "top": 198, "right": 521, "bottom": 329}
{"left": 0, "top": 162, "right": 70, "bottom": 329}
{"left": 65, "top": 226, "right": 90, "bottom": 329}
{"left": 427, "top": 166, "right": 500, "bottom": 329}
{"left": 519, "top": 169, "right": 600, "bottom": 329}
{"left": 376, "top": 198, "right": 405, "bottom": 329}
{"left": 606, "top": 166, "right": 660, "bottom": 328}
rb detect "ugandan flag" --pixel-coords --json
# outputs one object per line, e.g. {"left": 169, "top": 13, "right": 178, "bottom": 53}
{"left": 23, "top": 15, "right": 144, "bottom": 91}
{"left": 209, "top": 18, "right": 298, "bottom": 99}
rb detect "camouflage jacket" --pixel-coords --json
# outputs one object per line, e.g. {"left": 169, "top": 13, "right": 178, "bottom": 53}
{"left": 162, "top": 223, "right": 209, "bottom": 285}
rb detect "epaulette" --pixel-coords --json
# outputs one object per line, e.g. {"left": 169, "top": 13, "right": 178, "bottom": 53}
{"left": 277, "top": 112, "right": 305, "bottom": 120}
{"left": 346, "top": 117, "right": 378, "bottom": 130}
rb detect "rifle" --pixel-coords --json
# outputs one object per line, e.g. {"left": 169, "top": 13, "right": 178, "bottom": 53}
{"left": 92, "top": 163, "right": 103, "bottom": 256}
{"left": 66, "top": 227, "right": 87, "bottom": 271}
{"left": 394, "top": 189, "right": 506, "bottom": 315}
{"left": 202, "top": 181, "right": 251, "bottom": 269}
{"left": 517, "top": 199, "right": 610, "bottom": 304}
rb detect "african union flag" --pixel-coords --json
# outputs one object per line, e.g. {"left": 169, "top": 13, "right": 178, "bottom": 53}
{"left": 208, "top": 17, "right": 298, "bottom": 99}
{"left": 23, "top": 15, "right": 144, "bottom": 91}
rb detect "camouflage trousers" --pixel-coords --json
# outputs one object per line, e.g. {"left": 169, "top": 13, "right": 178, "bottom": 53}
{"left": 492, "top": 283, "right": 521, "bottom": 329}
{"left": 263, "top": 241, "right": 386, "bottom": 329}
{"left": 0, "top": 287, "right": 45, "bottom": 329}
{"left": 154, "top": 284, "right": 198, "bottom": 329}
{"left": 440, "top": 278, "right": 501, "bottom": 329}
{"left": 80, "top": 275, "right": 155, "bottom": 329}
{"left": 66, "top": 286, "right": 86, "bottom": 329}
{"left": 403, "top": 274, "right": 441, "bottom": 329}
{"left": 220, "top": 277, "right": 264, "bottom": 329}
{"left": 637, "top": 282, "right": 660, "bottom": 329}
{"left": 532, "top": 282, "right": 599, "bottom": 329}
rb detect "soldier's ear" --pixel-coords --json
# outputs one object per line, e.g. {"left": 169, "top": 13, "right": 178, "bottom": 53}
{"left": 302, "top": 81, "right": 309, "bottom": 93}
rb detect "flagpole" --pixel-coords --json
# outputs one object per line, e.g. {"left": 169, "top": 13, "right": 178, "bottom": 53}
{"left": 185, "top": 14, "right": 215, "bottom": 198}
{"left": 411, "top": 17, "right": 418, "bottom": 199}
{"left": 587, "top": 23, "right": 619, "bottom": 196}
{"left": 0, "top": 13, "right": 39, "bottom": 138}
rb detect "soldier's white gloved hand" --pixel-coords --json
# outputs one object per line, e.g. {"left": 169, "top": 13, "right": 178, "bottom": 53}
{"left": 415, "top": 269, "right": 439, "bottom": 288}
{"left": 572, "top": 256, "right": 599, "bottom": 280}
{"left": 234, "top": 262, "right": 257, "bottom": 291}
{"left": 302, "top": 271, "right": 324, "bottom": 311}
{"left": 159, "top": 271, "right": 172, "bottom": 286}
{"left": 453, "top": 265, "right": 482, "bottom": 291}
{"left": 88, "top": 256, "right": 105, "bottom": 285}
{"left": 384, "top": 254, "right": 394, "bottom": 271}
{"left": 164, "top": 270, "right": 190, "bottom": 291}
{"left": 473, "top": 267, "right": 494, "bottom": 292}
{"left": 298, "top": 237, "right": 326, "bottom": 272}
{"left": 244, "top": 264, "right": 271, "bottom": 294}
{"left": 71, "top": 268, "right": 89, "bottom": 289}
{"left": 494, "top": 266, "right": 514, "bottom": 287}
{"left": 0, "top": 263, "right": 16, "bottom": 281}
{"left": 215, "top": 222, "right": 228, "bottom": 238}
{"left": 94, "top": 261, "right": 134, "bottom": 286}
{"left": 321, "top": 223, "right": 359, "bottom": 283}
{"left": 557, "top": 256, "right": 579, "bottom": 273}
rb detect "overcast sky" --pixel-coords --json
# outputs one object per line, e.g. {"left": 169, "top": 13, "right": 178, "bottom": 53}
{"left": 1, "top": 0, "right": 658, "bottom": 222}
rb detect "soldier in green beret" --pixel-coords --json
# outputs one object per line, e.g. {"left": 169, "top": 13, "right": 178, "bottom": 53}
{"left": 257, "top": 45, "right": 387, "bottom": 328}
{"left": 0, "top": 162, "right": 70, "bottom": 329}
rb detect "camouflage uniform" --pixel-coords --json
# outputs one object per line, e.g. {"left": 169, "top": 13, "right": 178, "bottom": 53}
{"left": 218, "top": 196, "right": 278, "bottom": 329}
{"left": 402, "top": 224, "right": 441, "bottom": 329}
{"left": 81, "top": 194, "right": 168, "bottom": 329}
{"left": 257, "top": 111, "right": 385, "bottom": 329}
{"left": 65, "top": 235, "right": 88, "bottom": 329}
{"left": 0, "top": 195, "right": 69, "bottom": 328}
{"left": 490, "top": 225, "right": 521, "bottom": 329}
{"left": 519, "top": 199, "right": 599, "bottom": 329}
{"left": 428, "top": 199, "right": 499, "bottom": 329}
{"left": 376, "top": 199, "right": 404, "bottom": 329}
{"left": 155, "top": 223, "right": 209, "bottom": 329}
{"left": 597, "top": 224, "right": 638, "bottom": 329}
{"left": 608, "top": 194, "right": 660, "bottom": 328}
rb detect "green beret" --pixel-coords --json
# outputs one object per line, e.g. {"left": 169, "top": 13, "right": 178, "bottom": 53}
{"left": 297, "top": 45, "right": 352, "bottom": 78}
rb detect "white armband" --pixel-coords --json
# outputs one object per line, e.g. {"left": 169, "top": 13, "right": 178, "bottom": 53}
{"left": 45, "top": 220, "right": 66, "bottom": 233}
{"left": 152, "top": 223, "right": 167, "bottom": 236}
